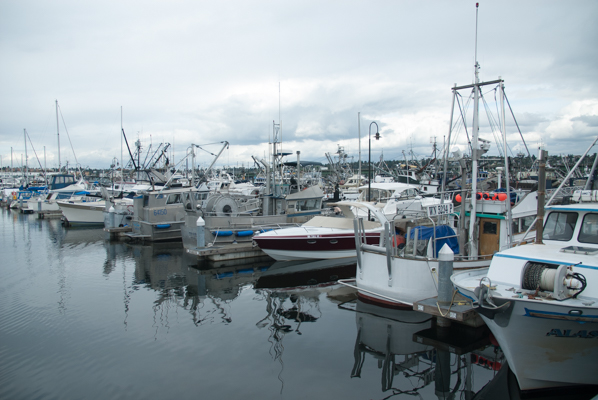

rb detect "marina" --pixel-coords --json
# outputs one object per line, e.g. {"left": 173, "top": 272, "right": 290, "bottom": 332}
{"left": 2, "top": 3, "right": 598, "bottom": 398}
{"left": 2, "top": 193, "right": 598, "bottom": 399}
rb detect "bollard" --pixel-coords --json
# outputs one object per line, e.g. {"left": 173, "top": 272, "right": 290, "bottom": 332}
{"left": 196, "top": 216, "right": 205, "bottom": 248}
{"left": 437, "top": 243, "right": 454, "bottom": 306}
{"left": 108, "top": 206, "right": 115, "bottom": 229}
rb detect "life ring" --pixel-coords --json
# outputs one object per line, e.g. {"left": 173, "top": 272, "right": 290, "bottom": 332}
{"left": 12, "top": 191, "right": 17, "bottom": 200}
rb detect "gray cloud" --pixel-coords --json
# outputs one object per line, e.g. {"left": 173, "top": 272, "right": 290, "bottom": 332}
{"left": 1, "top": 0, "right": 597, "bottom": 170}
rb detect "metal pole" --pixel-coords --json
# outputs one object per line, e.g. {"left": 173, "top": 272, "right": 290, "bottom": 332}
{"left": 358, "top": 112, "right": 362, "bottom": 187}
{"left": 499, "top": 79, "right": 513, "bottom": 247}
{"left": 468, "top": 2, "right": 481, "bottom": 258}
{"left": 24, "top": 129, "right": 28, "bottom": 186}
{"left": 584, "top": 153, "right": 598, "bottom": 190}
{"left": 56, "top": 100, "right": 61, "bottom": 171}
{"left": 535, "top": 149, "right": 547, "bottom": 244}
{"left": 441, "top": 88, "right": 457, "bottom": 196}
{"left": 368, "top": 128, "right": 371, "bottom": 201}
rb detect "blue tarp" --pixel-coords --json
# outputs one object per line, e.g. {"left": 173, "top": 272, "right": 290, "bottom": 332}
{"left": 407, "top": 225, "right": 459, "bottom": 257}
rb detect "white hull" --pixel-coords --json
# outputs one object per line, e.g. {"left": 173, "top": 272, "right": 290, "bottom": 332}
{"left": 262, "top": 248, "right": 357, "bottom": 261}
{"left": 453, "top": 268, "right": 598, "bottom": 390}
{"left": 357, "top": 252, "right": 490, "bottom": 306}
{"left": 27, "top": 198, "right": 60, "bottom": 211}
{"left": 452, "top": 202, "right": 598, "bottom": 392}
{"left": 484, "top": 299, "right": 598, "bottom": 390}
{"left": 58, "top": 200, "right": 106, "bottom": 225}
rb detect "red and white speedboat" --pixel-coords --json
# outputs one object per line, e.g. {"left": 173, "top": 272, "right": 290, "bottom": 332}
{"left": 252, "top": 201, "right": 389, "bottom": 261}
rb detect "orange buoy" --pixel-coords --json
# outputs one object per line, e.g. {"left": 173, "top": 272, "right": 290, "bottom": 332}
{"left": 498, "top": 193, "right": 507, "bottom": 201}
{"left": 455, "top": 194, "right": 462, "bottom": 203}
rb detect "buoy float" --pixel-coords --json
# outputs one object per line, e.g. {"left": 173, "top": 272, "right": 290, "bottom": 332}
{"left": 212, "top": 230, "right": 233, "bottom": 237}
{"left": 455, "top": 194, "right": 462, "bottom": 203}
{"left": 498, "top": 193, "right": 507, "bottom": 201}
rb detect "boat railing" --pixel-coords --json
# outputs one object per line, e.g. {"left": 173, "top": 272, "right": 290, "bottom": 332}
{"left": 546, "top": 185, "right": 584, "bottom": 198}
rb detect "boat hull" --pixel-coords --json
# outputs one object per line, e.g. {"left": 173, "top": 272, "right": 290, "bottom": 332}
{"left": 480, "top": 298, "right": 598, "bottom": 390}
{"left": 58, "top": 200, "right": 105, "bottom": 225}
{"left": 357, "top": 251, "right": 490, "bottom": 306}
{"left": 255, "top": 232, "right": 382, "bottom": 261}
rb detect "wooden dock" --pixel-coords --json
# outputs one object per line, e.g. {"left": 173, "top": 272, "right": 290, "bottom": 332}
{"left": 104, "top": 226, "right": 133, "bottom": 239}
{"left": 36, "top": 210, "right": 63, "bottom": 219}
{"left": 413, "top": 293, "right": 485, "bottom": 328}
{"left": 186, "top": 242, "right": 267, "bottom": 261}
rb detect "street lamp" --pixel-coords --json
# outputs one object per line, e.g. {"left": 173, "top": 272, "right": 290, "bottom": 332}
{"left": 368, "top": 121, "right": 381, "bottom": 202}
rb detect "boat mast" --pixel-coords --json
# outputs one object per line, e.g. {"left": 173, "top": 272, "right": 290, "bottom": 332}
{"left": 499, "top": 78, "right": 513, "bottom": 247}
{"left": 56, "top": 100, "right": 61, "bottom": 172}
{"left": 468, "top": 2, "right": 481, "bottom": 258}
{"left": 121, "top": 106, "right": 123, "bottom": 183}
{"left": 23, "top": 129, "right": 28, "bottom": 186}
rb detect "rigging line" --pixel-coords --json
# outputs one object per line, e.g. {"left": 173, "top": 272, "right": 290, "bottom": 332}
{"left": 25, "top": 129, "right": 46, "bottom": 179}
{"left": 481, "top": 92, "right": 505, "bottom": 158}
{"left": 57, "top": 104, "right": 80, "bottom": 169}
{"left": 142, "top": 143, "right": 153, "bottom": 169}
{"left": 488, "top": 89, "right": 517, "bottom": 158}
{"left": 504, "top": 91, "right": 531, "bottom": 158}
{"left": 121, "top": 128, "right": 138, "bottom": 170}
{"left": 456, "top": 93, "right": 472, "bottom": 153}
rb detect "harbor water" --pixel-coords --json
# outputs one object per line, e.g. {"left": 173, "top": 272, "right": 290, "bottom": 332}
{"left": 1, "top": 208, "right": 596, "bottom": 400}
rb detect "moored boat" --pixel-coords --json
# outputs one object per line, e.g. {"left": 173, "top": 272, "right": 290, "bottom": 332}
{"left": 452, "top": 197, "right": 598, "bottom": 391}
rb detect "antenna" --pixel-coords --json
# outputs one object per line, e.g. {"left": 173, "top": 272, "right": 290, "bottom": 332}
{"left": 474, "top": 3, "right": 480, "bottom": 81}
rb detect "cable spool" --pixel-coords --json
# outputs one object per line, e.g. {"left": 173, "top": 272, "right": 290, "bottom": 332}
{"left": 522, "top": 262, "right": 581, "bottom": 300}
{"left": 522, "top": 262, "right": 558, "bottom": 291}
{"left": 206, "top": 195, "right": 239, "bottom": 217}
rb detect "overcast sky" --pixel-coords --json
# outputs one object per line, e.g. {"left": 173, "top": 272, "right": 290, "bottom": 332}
{"left": 1, "top": 0, "right": 597, "bottom": 172}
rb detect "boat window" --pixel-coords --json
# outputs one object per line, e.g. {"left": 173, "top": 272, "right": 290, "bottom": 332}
{"left": 295, "top": 199, "right": 318, "bottom": 211}
{"left": 167, "top": 194, "right": 182, "bottom": 204}
{"left": 578, "top": 213, "right": 598, "bottom": 244}
{"left": 512, "top": 215, "right": 536, "bottom": 234}
{"left": 483, "top": 221, "right": 497, "bottom": 235}
{"left": 543, "top": 211, "right": 578, "bottom": 241}
{"left": 66, "top": 176, "right": 74, "bottom": 184}
{"left": 194, "top": 192, "right": 209, "bottom": 201}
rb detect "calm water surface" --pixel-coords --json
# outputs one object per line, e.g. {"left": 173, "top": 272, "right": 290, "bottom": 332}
{"left": 1, "top": 208, "right": 595, "bottom": 400}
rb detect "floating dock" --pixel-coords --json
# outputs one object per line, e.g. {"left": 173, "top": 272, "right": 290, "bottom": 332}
{"left": 186, "top": 242, "right": 267, "bottom": 262}
{"left": 36, "top": 210, "right": 63, "bottom": 219}
{"left": 104, "top": 226, "right": 133, "bottom": 239}
{"left": 413, "top": 293, "right": 485, "bottom": 328}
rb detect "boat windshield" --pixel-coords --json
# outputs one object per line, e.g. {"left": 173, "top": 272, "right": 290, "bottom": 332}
{"left": 543, "top": 211, "right": 578, "bottom": 242}
{"left": 578, "top": 213, "right": 598, "bottom": 244}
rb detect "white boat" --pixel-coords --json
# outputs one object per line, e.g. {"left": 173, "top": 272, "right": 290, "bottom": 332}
{"left": 452, "top": 197, "right": 598, "bottom": 391}
{"left": 338, "top": 12, "right": 547, "bottom": 307}
{"left": 58, "top": 199, "right": 106, "bottom": 226}
{"left": 352, "top": 182, "right": 443, "bottom": 220}
{"left": 252, "top": 201, "right": 390, "bottom": 261}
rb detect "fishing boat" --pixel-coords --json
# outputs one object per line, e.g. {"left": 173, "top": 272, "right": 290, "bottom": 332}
{"left": 124, "top": 187, "right": 192, "bottom": 241}
{"left": 451, "top": 193, "right": 598, "bottom": 391}
{"left": 337, "top": 3, "right": 549, "bottom": 307}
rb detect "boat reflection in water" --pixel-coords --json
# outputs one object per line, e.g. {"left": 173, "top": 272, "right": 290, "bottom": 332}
{"left": 346, "top": 298, "right": 511, "bottom": 399}
{"left": 254, "top": 257, "right": 357, "bottom": 333}
{"left": 253, "top": 258, "right": 357, "bottom": 391}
